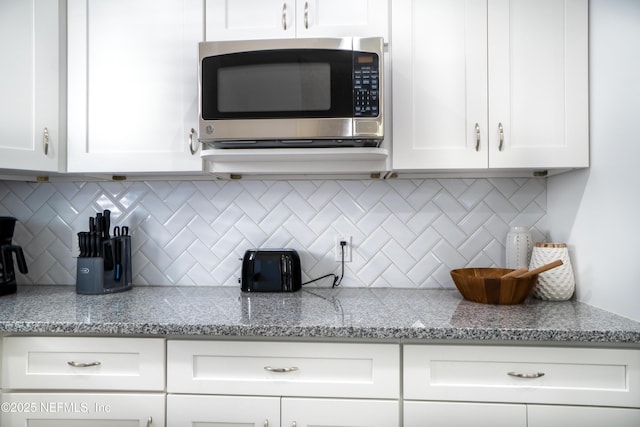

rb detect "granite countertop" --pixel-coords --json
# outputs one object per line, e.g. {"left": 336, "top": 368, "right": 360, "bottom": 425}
{"left": 0, "top": 285, "right": 639, "bottom": 344}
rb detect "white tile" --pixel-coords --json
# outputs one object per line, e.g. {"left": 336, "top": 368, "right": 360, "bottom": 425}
{"left": 432, "top": 191, "right": 467, "bottom": 223}
{"left": 0, "top": 178, "right": 547, "bottom": 288}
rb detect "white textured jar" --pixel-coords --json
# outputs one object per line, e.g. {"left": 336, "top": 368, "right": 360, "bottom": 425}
{"left": 505, "top": 226, "right": 532, "bottom": 269}
{"left": 530, "top": 243, "right": 575, "bottom": 301}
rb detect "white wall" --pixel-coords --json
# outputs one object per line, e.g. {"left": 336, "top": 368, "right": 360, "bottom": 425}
{"left": 547, "top": 0, "right": 640, "bottom": 321}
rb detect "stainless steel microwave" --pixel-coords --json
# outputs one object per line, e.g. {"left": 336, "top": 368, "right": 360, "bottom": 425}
{"left": 198, "top": 37, "right": 384, "bottom": 148}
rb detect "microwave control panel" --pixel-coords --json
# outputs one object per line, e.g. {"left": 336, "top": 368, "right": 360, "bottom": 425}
{"left": 353, "top": 52, "right": 380, "bottom": 117}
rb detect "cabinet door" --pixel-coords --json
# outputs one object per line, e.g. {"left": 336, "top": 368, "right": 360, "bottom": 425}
{"left": 391, "top": 0, "right": 488, "bottom": 171}
{"left": 282, "top": 397, "right": 398, "bottom": 427}
{"left": 0, "top": 0, "right": 64, "bottom": 173}
{"left": 67, "top": 0, "right": 204, "bottom": 173}
{"left": 404, "top": 401, "right": 526, "bottom": 427}
{"left": 528, "top": 404, "right": 640, "bottom": 427}
{"left": 206, "top": 0, "right": 295, "bottom": 41}
{"left": 0, "top": 393, "right": 165, "bottom": 426}
{"left": 167, "top": 395, "right": 280, "bottom": 426}
{"left": 206, "top": 0, "right": 388, "bottom": 41}
{"left": 487, "top": 0, "right": 589, "bottom": 169}
{"left": 297, "top": 0, "right": 388, "bottom": 40}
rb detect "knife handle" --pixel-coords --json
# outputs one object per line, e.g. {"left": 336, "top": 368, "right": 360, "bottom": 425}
{"left": 77, "top": 232, "right": 85, "bottom": 257}
{"left": 103, "top": 210, "right": 111, "bottom": 239}
{"left": 114, "top": 237, "right": 122, "bottom": 281}
{"left": 103, "top": 241, "right": 114, "bottom": 270}
{"left": 96, "top": 213, "right": 103, "bottom": 239}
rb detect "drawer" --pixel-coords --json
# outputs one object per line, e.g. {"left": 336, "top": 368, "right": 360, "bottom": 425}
{"left": 1, "top": 337, "right": 165, "bottom": 391}
{"left": 167, "top": 340, "right": 400, "bottom": 398}
{"left": 404, "top": 345, "right": 640, "bottom": 407}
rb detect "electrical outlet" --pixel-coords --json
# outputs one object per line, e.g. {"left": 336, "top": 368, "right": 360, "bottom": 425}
{"left": 334, "top": 236, "right": 352, "bottom": 262}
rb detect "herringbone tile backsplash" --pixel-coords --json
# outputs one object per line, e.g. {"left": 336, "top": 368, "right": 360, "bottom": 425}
{"left": 0, "top": 178, "right": 547, "bottom": 288}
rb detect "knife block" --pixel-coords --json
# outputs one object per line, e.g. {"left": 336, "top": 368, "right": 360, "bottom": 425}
{"left": 76, "top": 236, "right": 132, "bottom": 295}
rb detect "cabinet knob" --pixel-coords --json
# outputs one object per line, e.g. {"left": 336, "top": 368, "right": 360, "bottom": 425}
{"left": 146, "top": 416, "right": 152, "bottom": 427}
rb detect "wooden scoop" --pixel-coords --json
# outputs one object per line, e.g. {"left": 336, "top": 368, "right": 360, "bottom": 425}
{"left": 501, "top": 267, "right": 529, "bottom": 278}
{"left": 516, "top": 259, "right": 563, "bottom": 278}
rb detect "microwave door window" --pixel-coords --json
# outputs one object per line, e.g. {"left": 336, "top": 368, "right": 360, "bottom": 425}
{"left": 218, "top": 63, "right": 331, "bottom": 113}
{"left": 201, "top": 49, "right": 353, "bottom": 119}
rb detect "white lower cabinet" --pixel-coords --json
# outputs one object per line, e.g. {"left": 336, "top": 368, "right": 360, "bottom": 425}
{"left": 0, "top": 337, "right": 166, "bottom": 427}
{"left": 404, "top": 401, "right": 640, "bottom": 427}
{"left": 167, "top": 340, "right": 400, "bottom": 427}
{"left": 404, "top": 401, "right": 527, "bottom": 427}
{"left": 527, "top": 404, "right": 640, "bottom": 427}
{"left": 167, "top": 395, "right": 280, "bottom": 426}
{"left": 167, "top": 395, "right": 398, "bottom": 426}
{"left": 403, "top": 345, "right": 640, "bottom": 427}
{"left": 281, "top": 397, "right": 398, "bottom": 427}
{"left": 0, "top": 393, "right": 164, "bottom": 426}
{"left": 2, "top": 336, "right": 638, "bottom": 427}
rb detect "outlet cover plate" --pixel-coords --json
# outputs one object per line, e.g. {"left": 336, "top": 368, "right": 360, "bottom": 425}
{"left": 334, "top": 236, "right": 352, "bottom": 262}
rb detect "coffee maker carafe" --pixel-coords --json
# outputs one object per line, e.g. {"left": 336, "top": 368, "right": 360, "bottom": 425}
{"left": 0, "top": 217, "right": 28, "bottom": 296}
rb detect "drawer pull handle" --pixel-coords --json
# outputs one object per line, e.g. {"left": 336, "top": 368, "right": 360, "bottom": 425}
{"left": 43, "top": 127, "right": 50, "bottom": 155}
{"left": 146, "top": 416, "right": 152, "bottom": 427}
{"left": 264, "top": 366, "right": 298, "bottom": 373}
{"left": 67, "top": 361, "right": 101, "bottom": 368}
{"left": 264, "top": 420, "right": 269, "bottom": 427}
{"left": 282, "top": 3, "right": 288, "bottom": 31}
{"left": 188, "top": 128, "right": 198, "bottom": 155}
{"left": 508, "top": 371, "right": 545, "bottom": 379}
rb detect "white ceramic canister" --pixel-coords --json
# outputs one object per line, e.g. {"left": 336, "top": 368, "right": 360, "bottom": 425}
{"left": 505, "top": 226, "right": 532, "bottom": 269}
{"left": 530, "top": 243, "right": 575, "bottom": 301}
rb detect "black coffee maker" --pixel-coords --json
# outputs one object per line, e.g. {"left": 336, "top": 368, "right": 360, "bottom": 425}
{"left": 0, "top": 217, "right": 28, "bottom": 296}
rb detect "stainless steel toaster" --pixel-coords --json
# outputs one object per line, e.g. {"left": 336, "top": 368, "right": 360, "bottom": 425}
{"left": 241, "top": 248, "right": 302, "bottom": 292}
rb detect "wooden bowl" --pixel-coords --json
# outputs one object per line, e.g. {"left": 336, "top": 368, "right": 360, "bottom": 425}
{"left": 450, "top": 268, "right": 538, "bottom": 305}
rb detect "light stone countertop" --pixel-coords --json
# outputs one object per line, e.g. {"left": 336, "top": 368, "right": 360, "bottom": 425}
{"left": 0, "top": 285, "right": 639, "bottom": 344}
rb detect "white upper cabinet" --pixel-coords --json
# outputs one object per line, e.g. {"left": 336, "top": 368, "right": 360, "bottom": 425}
{"left": 392, "top": 0, "right": 589, "bottom": 174}
{"left": 392, "top": 0, "right": 488, "bottom": 171}
{"left": 206, "top": 0, "right": 389, "bottom": 41}
{"left": 67, "top": 0, "right": 204, "bottom": 173}
{"left": 0, "top": 0, "right": 65, "bottom": 173}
